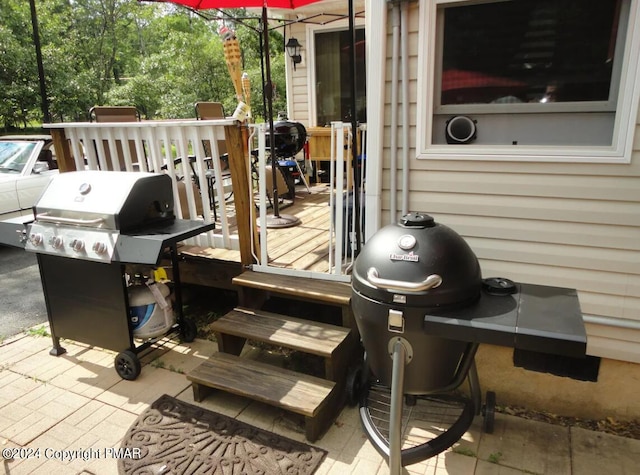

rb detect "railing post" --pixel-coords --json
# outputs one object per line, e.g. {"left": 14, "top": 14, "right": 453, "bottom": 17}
{"left": 49, "top": 128, "right": 76, "bottom": 173}
{"left": 225, "top": 123, "right": 259, "bottom": 266}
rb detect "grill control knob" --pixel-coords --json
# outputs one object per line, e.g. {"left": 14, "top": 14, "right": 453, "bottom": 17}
{"left": 50, "top": 236, "right": 64, "bottom": 249}
{"left": 29, "top": 233, "right": 44, "bottom": 246}
{"left": 92, "top": 242, "right": 107, "bottom": 255}
{"left": 71, "top": 239, "right": 85, "bottom": 252}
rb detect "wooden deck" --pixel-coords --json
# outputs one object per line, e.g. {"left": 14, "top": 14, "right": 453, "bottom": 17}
{"left": 179, "top": 183, "right": 334, "bottom": 272}
{"left": 259, "top": 184, "right": 334, "bottom": 272}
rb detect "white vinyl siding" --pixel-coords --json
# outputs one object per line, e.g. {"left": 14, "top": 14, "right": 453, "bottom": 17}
{"left": 286, "top": 22, "right": 311, "bottom": 125}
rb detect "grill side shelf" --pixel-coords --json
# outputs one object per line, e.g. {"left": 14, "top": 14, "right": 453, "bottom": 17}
{"left": 423, "top": 283, "right": 586, "bottom": 358}
{"left": 115, "top": 219, "right": 215, "bottom": 264}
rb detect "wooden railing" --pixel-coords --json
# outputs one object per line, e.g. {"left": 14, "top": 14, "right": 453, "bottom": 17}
{"left": 45, "top": 119, "right": 258, "bottom": 267}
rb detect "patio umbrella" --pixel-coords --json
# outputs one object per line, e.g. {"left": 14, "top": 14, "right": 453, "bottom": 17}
{"left": 146, "top": 0, "right": 325, "bottom": 228}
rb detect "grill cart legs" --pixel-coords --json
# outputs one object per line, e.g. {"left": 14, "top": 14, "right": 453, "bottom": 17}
{"left": 388, "top": 338, "right": 408, "bottom": 473}
{"left": 351, "top": 342, "right": 494, "bottom": 473}
{"left": 39, "top": 243, "right": 201, "bottom": 381}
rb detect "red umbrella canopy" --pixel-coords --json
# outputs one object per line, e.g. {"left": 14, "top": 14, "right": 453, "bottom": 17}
{"left": 153, "top": 0, "right": 321, "bottom": 8}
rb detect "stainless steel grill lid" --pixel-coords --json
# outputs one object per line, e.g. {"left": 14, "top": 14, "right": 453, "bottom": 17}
{"left": 352, "top": 212, "right": 482, "bottom": 310}
{"left": 34, "top": 171, "right": 174, "bottom": 232}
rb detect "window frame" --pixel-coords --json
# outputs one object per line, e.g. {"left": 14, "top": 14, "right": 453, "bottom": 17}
{"left": 416, "top": 0, "right": 640, "bottom": 163}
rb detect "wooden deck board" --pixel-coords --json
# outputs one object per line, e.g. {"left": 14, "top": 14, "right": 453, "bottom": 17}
{"left": 187, "top": 353, "right": 334, "bottom": 417}
{"left": 182, "top": 184, "right": 335, "bottom": 274}
{"left": 232, "top": 270, "right": 352, "bottom": 306}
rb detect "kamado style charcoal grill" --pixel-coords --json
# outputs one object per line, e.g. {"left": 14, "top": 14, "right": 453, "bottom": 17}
{"left": 0, "top": 171, "right": 214, "bottom": 380}
{"left": 350, "top": 212, "right": 587, "bottom": 473}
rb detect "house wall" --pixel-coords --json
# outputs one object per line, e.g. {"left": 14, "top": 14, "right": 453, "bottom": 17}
{"left": 285, "top": 18, "right": 310, "bottom": 125}
{"left": 285, "top": 1, "right": 366, "bottom": 127}
{"left": 385, "top": 1, "right": 640, "bottom": 363}
{"left": 370, "top": 1, "right": 640, "bottom": 419}
{"left": 287, "top": 0, "right": 640, "bottom": 419}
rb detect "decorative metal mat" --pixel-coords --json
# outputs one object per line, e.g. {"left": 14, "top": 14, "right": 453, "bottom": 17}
{"left": 118, "top": 394, "right": 327, "bottom": 475}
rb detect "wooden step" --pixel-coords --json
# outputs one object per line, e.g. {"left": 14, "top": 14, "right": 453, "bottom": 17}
{"left": 187, "top": 352, "right": 339, "bottom": 442}
{"left": 232, "top": 270, "right": 352, "bottom": 307}
{"left": 232, "top": 270, "right": 357, "bottom": 332}
{"left": 210, "top": 307, "right": 356, "bottom": 381}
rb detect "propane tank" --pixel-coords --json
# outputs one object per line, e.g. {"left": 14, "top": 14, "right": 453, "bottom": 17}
{"left": 128, "top": 276, "right": 175, "bottom": 340}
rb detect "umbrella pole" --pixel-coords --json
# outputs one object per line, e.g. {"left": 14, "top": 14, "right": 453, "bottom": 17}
{"left": 261, "top": 6, "right": 300, "bottom": 228}
{"left": 348, "top": 0, "right": 362, "bottom": 254}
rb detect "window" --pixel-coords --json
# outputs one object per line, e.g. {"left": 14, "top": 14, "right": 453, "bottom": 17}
{"left": 439, "top": 0, "right": 621, "bottom": 106}
{"left": 313, "top": 27, "right": 366, "bottom": 126}
{"left": 417, "top": 0, "right": 640, "bottom": 161}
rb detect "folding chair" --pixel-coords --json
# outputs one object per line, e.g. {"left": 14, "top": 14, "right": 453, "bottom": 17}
{"left": 194, "top": 102, "right": 233, "bottom": 220}
{"left": 88, "top": 106, "right": 141, "bottom": 171}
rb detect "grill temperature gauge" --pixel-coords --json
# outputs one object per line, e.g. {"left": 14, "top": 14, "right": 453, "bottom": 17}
{"left": 397, "top": 234, "right": 416, "bottom": 250}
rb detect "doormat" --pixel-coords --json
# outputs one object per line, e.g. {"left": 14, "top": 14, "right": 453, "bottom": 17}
{"left": 118, "top": 394, "right": 327, "bottom": 475}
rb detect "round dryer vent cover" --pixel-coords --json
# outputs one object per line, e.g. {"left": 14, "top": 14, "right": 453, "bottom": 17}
{"left": 445, "top": 115, "right": 477, "bottom": 144}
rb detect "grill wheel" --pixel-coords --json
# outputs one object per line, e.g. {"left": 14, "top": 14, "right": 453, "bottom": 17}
{"left": 115, "top": 350, "right": 141, "bottom": 380}
{"left": 180, "top": 318, "right": 197, "bottom": 343}
{"left": 482, "top": 390, "right": 496, "bottom": 433}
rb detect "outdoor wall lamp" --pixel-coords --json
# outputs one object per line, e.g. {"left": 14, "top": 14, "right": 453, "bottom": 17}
{"left": 285, "top": 37, "right": 302, "bottom": 70}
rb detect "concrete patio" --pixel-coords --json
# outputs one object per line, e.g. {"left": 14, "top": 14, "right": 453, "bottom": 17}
{"left": 1, "top": 328, "right": 639, "bottom": 475}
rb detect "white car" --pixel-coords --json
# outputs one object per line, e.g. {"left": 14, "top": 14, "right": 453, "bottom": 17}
{"left": 0, "top": 135, "right": 59, "bottom": 219}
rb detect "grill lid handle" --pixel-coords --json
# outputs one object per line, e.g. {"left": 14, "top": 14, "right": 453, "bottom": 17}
{"left": 366, "top": 267, "right": 442, "bottom": 292}
{"left": 36, "top": 213, "right": 105, "bottom": 226}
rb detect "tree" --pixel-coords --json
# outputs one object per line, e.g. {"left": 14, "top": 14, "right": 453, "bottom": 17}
{"left": 0, "top": 0, "right": 287, "bottom": 129}
{"left": 0, "top": 0, "right": 41, "bottom": 129}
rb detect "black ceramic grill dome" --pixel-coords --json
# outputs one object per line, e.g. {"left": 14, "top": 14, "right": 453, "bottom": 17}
{"left": 351, "top": 212, "right": 483, "bottom": 394}
{"left": 266, "top": 120, "right": 307, "bottom": 158}
{"left": 352, "top": 212, "right": 482, "bottom": 310}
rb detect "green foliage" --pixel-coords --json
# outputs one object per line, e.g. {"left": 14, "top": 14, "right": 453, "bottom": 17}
{"left": 452, "top": 446, "right": 476, "bottom": 457}
{"left": 25, "top": 325, "right": 50, "bottom": 338}
{"left": 1, "top": 1, "right": 286, "bottom": 129}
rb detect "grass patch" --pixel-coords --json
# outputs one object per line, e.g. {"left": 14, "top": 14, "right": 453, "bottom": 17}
{"left": 149, "top": 359, "right": 184, "bottom": 374}
{"left": 169, "top": 365, "right": 185, "bottom": 374}
{"left": 25, "top": 326, "right": 49, "bottom": 338}
{"left": 181, "top": 285, "right": 237, "bottom": 340}
{"left": 453, "top": 446, "right": 476, "bottom": 458}
{"left": 488, "top": 452, "right": 502, "bottom": 463}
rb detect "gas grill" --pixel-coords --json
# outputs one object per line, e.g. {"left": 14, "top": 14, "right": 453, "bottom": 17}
{"left": 0, "top": 170, "right": 214, "bottom": 380}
